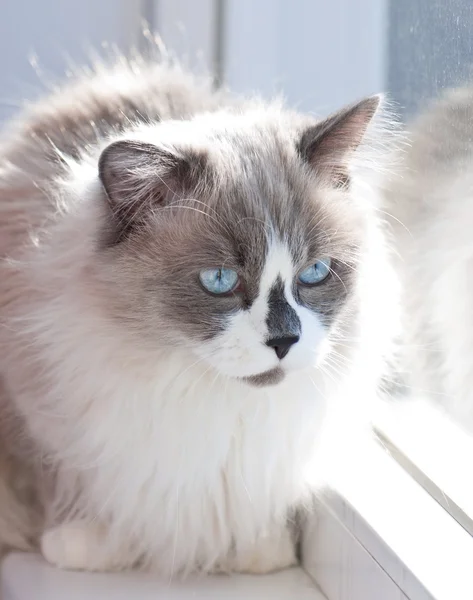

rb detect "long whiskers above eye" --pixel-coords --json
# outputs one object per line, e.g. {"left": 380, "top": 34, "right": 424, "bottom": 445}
{"left": 114, "top": 185, "right": 233, "bottom": 239}
{"left": 170, "top": 197, "right": 233, "bottom": 234}
{"left": 152, "top": 203, "right": 225, "bottom": 230}
{"left": 334, "top": 258, "right": 358, "bottom": 273}
{"left": 305, "top": 210, "right": 333, "bottom": 240}
{"left": 328, "top": 266, "right": 347, "bottom": 294}
{"left": 234, "top": 215, "right": 272, "bottom": 237}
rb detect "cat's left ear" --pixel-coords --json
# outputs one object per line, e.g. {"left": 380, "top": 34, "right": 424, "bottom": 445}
{"left": 298, "top": 95, "right": 381, "bottom": 186}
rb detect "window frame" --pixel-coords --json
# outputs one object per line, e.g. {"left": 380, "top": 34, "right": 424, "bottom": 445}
{"left": 302, "top": 431, "right": 473, "bottom": 600}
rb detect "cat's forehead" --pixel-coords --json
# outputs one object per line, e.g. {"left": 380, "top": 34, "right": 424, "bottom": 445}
{"left": 149, "top": 146, "right": 360, "bottom": 272}
{"left": 206, "top": 153, "right": 354, "bottom": 267}
{"left": 137, "top": 112, "right": 362, "bottom": 270}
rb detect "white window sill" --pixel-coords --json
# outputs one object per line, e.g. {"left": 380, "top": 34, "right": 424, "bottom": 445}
{"left": 374, "top": 397, "right": 473, "bottom": 534}
{"left": 304, "top": 434, "right": 473, "bottom": 600}
{"left": 1, "top": 555, "right": 324, "bottom": 600}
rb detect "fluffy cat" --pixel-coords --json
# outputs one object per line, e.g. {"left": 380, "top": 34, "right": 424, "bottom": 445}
{"left": 0, "top": 55, "right": 397, "bottom": 577}
{"left": 385, "top": 87, "right": 473, "bottom": 427}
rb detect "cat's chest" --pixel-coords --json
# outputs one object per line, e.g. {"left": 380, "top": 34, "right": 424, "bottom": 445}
{"left": 80, "top": 364, "right": 325, "bottom": 517}
{"left": 129, "top": 373, "right": 320, "bottom": 475}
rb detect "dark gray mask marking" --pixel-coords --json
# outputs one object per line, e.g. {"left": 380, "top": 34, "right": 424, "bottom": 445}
{"left": 266, "top": 277, "right": 301, "bottom": 340}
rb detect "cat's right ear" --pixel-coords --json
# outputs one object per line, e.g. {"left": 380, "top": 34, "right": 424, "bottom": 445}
{"left": 298, "top": 95, "right": 381, "bottom": 187}
{"left": 98, "top": 140, "right": 205, "bottom": 242}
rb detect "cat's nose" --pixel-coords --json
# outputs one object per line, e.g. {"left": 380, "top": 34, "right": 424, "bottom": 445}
{"left": 265, "top": 335, "right": 300, "bottom": 360}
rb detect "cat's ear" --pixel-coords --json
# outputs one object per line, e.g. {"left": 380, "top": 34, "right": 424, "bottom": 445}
{"left": 98, "top": 139, "right": 204, "bottom": 241}
{"left": 298, "top": 95, "right": 381, "bottom": 186}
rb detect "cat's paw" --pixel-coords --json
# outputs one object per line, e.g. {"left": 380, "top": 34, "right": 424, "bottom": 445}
{"left": 228, "top": 526, "right": 298, "bottom": 575}
{"left": 41, "top": 522, "right": 118, "bottom": 572}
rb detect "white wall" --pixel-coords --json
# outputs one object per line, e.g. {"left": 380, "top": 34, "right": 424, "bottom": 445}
{"left": 155, "top": 0, "right": 388, "bottom": 115}
{"left": 154, "top": 0, "right": 217, "bottom": 74}
{"left": 0, "top": 0, "right": 387, "bottom": 124}
{"left": 224, "top": 0, "right": 388, "bottom": 115}
{"left": 0, "top": 0, "right": 143, "bottom": 123}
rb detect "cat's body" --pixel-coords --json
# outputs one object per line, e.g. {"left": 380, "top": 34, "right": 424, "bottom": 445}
{"left": 385, "top": 88, "right": 473, "bottom": 426}
{"left": 0, "top": 57, "right": 397, "bottom": 576}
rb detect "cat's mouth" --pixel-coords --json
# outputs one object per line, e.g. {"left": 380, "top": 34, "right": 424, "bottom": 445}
{"left": 241, "top": 367, "right": 285, "bottom": 387}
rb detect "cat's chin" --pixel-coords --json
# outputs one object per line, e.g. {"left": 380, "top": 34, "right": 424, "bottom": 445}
{"left": 241, "top": 367, "right": 286, "bottom": 388}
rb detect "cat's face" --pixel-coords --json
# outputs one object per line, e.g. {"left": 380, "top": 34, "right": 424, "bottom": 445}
{"left": 192, "top": 237, "right": 352, "bottom": 386}
{"left": 96, "top": 99, "right": 379, "bottom": 386}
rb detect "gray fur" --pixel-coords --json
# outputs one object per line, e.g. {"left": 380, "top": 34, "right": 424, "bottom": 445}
{"left": 266, "top": 277, "right": 302, "bottom": 340}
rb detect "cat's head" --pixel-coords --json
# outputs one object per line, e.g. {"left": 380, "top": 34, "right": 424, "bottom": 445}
{"left": 93, "top": 97, "right": 382, "bottom": 386}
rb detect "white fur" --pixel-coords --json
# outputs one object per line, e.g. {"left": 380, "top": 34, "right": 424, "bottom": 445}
{"left": 10, "top": 235, "right": 326, "bottom": 575}
{"left": 26, "top": 303, "right": 323, "bottom": 575}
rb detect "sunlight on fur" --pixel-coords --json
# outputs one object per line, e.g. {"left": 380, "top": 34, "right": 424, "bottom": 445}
{"left": 0, "top": 43, "right": 400, "bottom": 578}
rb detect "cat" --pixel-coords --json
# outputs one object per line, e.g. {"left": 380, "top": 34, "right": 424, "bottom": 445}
{"left": 384, "top": 86, "right": 473, "bottom": 428}
{"left": 0, "top": 54, "right": 398, "bottom": 578}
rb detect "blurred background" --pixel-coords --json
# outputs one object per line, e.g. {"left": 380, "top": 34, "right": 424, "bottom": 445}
{"left": 1, "top": 0, "right": 473, "bottom": 126}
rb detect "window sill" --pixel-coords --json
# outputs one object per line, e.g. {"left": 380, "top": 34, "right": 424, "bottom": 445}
{"left": 302, "top": 435, "right": 473, "bottom": 600}
{"left": 1, "top": 554, "right": 324, "bottom": 600}
{"left": 374, "top": 397, "right": 473, "bottom": 534}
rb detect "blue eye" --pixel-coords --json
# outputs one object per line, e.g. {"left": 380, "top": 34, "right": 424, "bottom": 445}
{"left": 298, "top": 258, "right": 332, "bottom": 285}
{"left": 199, "top": 268, "right": 239, "bottom": 295}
